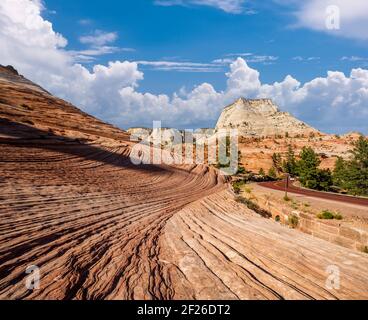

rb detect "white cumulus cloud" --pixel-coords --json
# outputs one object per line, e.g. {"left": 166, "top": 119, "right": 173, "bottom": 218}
{"left": 276, "top": 0, "right": 368, "bottom": 40}
{"left": 1, "top": 0, "right": 368, "bottom": 134}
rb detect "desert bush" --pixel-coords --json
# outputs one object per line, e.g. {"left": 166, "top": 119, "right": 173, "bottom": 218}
{"left": 232, "top": 180, "right": 246, "bottom": 194}
{"left": 237, "top": 166, "right": 247, "bottom": 175}
{"left": 244, "top": 186, "right": 252, "bottom": 194}
{"left": 291, "top": 200, "right": 299, "bottom": 210}
{"left": 235, "top": 196, "right": 272, "bottom": 219}
{"left": 317, "top": 210, "right": 343, "bottom": 220}
{"left": 288, "top": 214, "right": 299, "bottom": 228}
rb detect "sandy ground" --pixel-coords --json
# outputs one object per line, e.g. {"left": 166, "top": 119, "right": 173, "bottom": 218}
{"left": 255, "top": 184, "right": 368, "bottom": 223}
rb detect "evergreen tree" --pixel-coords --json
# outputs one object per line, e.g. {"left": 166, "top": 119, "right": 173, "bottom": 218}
{"left": 297, "top": 147, "right": 332, "bottom": 191}
{"left": 343, "top": 136, "right": 368, "bottom": 196}
{"left": 333, "top": 157, "right": 348, "bottom": 188}
{"left": 272, "top": 153, "right": 282, "bottom": 172}
{"left": 282, "top": 145, "right": 297, "bottom": 175}
{"left": 316, "top": 169, "right": 334, "bottom": 191}
{"left": 268, "top": 167, "right": 277, "bottom": 179}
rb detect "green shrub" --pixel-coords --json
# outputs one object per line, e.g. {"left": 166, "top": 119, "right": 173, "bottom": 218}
{"left": 317, "top": 210, "right": 343, "bottom": 220}
{"left": 291, "top": 201, "right": 299, "bottom": 210}
{"left": 244, "top": 187, "right": 252, "bottom": 194}
{"left": 237, "top": 166, "right": 247, "bottom": 175}
{"left": 334, "top": 213, "right": 343, "bottom": 220}
{"left": 288, "top": 214, "right": 299, "bottom": 228}
{"left": 235, "top": 196, "right": 272, "bottom": 219}
{"left": 232, "top": 180, "right": 246, "bottom": 194}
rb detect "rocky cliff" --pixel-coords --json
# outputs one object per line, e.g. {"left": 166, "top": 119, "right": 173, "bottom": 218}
{"left": 215, "top": 98, "right": 320, "bottom": 137}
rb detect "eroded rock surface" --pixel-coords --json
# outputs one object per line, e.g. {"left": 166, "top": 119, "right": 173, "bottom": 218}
{"left": 215, "top": 98, "right": 319, "bottom": 137}
{"left": 1, "top": 66, "right": 368, "bottom": 300}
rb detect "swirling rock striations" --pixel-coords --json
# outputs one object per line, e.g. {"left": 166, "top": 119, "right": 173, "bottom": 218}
{"left": 0, "top": 66, "right": 367, "bottom": 300}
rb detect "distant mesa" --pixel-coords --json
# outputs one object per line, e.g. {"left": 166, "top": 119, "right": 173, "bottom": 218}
{"left": 215, "top": 98, "right": 320, "bottom": 138}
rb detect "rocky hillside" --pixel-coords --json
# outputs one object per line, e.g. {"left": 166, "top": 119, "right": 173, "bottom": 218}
{"left": 0, "top": 65, "right": 129, "bottom": 144}
{"left": 1, "top": 66, "right": 368, "bottom": 300}
{"left": 216, "top": 98, "right": 319, "bottom": 137}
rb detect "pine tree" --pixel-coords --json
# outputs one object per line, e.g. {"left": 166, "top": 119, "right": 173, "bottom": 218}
{"left": 297, "top": 146, "right": 320, "bottom": 189}
{"left": 272, "top": 153, "right": 282, "bottom": 172}
{"left": 282, "top": 145, "right": 297, "bottom": 175}
{"left": 268, "top": 167, "right": 277, "bottom": 179}
{"left": 344, "top": 136, "right": 368, "bottom": 196}
{"left": 316, "top": 169, "right": 334, "bottom": 191}
{"left": 297, "top": 147, "right": 332, "bottom": 191}
{"left": 333, "top": 157, "right": 347, "bottom": 188}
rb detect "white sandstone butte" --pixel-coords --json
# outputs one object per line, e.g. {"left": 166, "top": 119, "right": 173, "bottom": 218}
{"left": 215, "top": 98, "right": 320, "bottom": 137}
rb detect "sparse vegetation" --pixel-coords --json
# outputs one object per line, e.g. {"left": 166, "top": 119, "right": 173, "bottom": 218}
{"left": 332, "top": 136, "right": 368, "bottom": 196}
{"left": 268, "top": 167, "right": 278, "bottom": 180}
{"left": 235, "top": 196, "right": 272, "bottom": 219}
{"left": 288, "top": 214, "right": 299, "bottom": 228}
{"left": 244, "top": 186, "right": 252, "bottom": 194}
{"left": 232, "top": 180, "right": 246, "bottom": 194}
{"left": 317, "top": 210, "right": 343, "bottom": 220}
{"left": 237, "top": 166, "right": 247, "bottom": 175}
{"left": 363, "top": 246, "right": 368, "bottom": 254}
{"left": 272, "top": 152, "right": 283, "bottom": 173}
{"left": 283, "top": 195, "right": 291, "bottom": 202}
{"left": 291, "top": 200, "right": 299, "bottom": 210}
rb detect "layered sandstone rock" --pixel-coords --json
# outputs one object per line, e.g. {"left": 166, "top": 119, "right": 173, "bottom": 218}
{"left": 215, "top": 98, "right": 320, "bottom": 137}
{"left": 1, "top": 66, "right": 368, "bottom": 300}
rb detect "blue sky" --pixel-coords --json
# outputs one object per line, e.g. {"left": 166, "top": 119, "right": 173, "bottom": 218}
{"left": 1, "top": 0, "right": 368, "bottom": 133}
{"left": 44, "top": 0, "right": 367, "bottom": 94}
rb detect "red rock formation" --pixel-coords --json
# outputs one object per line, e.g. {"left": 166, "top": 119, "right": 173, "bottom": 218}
{"left": 1, "top": 66, "right": 368, "bottom": 300}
